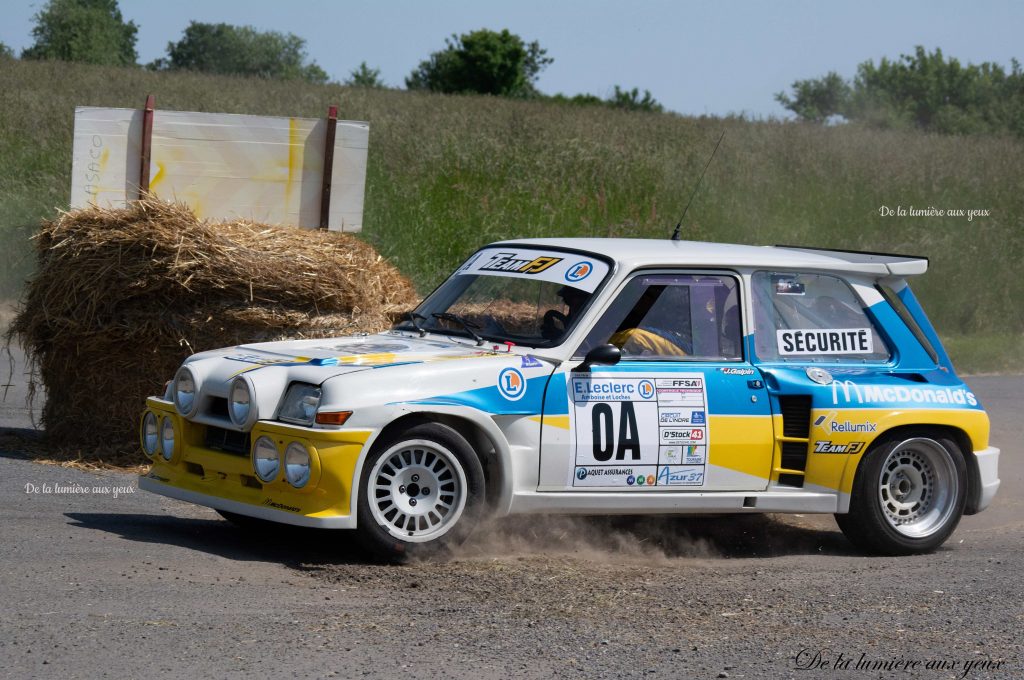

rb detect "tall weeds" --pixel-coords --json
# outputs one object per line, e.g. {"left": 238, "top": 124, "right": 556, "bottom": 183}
{"left": 1, "top": 59, "right": 1020, "bottom": 339}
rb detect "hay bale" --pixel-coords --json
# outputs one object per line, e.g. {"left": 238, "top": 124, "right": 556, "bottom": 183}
{"left": 6, "top": 198, "right": 417, "bottom": 460}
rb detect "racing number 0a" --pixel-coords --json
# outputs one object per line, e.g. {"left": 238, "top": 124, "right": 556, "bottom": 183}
{"left": 591, "top": 402, "right": 641, "bottom": 461}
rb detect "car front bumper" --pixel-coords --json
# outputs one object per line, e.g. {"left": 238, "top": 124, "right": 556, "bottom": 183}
{"left": 139, "top": 398, "right": 370, "bottom": 529}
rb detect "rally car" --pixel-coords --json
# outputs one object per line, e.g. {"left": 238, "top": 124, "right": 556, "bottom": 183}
{"left": 138, "top": 239, "right": 1000, "bottom": 559}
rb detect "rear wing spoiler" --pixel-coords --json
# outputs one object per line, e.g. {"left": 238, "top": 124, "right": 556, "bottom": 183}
{"left": 774, "top": 245, "right": 929, "bottom": 276}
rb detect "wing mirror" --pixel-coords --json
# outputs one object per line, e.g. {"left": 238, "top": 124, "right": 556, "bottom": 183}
{"left": 574, "top": 344, "right": 621, "bottom": 372}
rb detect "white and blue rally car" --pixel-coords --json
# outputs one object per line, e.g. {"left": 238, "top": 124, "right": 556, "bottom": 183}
{"left": 139, "top": 239, "right": 1000, "bottom": 559}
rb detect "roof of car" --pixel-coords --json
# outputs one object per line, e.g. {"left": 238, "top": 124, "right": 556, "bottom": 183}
{"left": 493, "top": 238, "right": 928, "bottom": 277}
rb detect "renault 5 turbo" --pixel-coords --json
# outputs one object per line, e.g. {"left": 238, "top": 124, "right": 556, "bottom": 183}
{"left": 139, "top": 239, "right": 1000, "bottom": 559}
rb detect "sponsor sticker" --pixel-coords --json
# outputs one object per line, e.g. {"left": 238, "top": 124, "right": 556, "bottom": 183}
{"left": 828, "top": 380, "right": 979, "bottom": 407}
{"left": 573, "top": 466, "right": 657, "bottom": 488}
{"left": 564, "top": 261, "right": 594, "bottom": 283}
{"left": 567, "top": 372, "right": 711, "bottom": 489}
{"left": 813, "top": 411, "right": 878, "bottom": 434}
{"left": 656, "top": 466, "right": 705, "bottom": 486}
{"left": 719, "top": 367, "right": 755, "bottom": 376}
{"left": 813, "top": 440, "right": 866, "bottom": 454}
{"left": 777, "top": 328, "right": 874, "bottom": 355}
{"left": 480, "top": 252, "right": 562, "bottom": 275}
{"left": 497, "top": 367, "right": 526, "bottom": 401}
{"left": 773, "top": 275, "right": 805, "bottom": 296}
{"left": 660, "top": 445, "right": 706, "bottom": 465}
{"left": 459, "top": 248, "right": 609, "bottom": 293}
{"left": 657, "top": 408, "right": 705, "bottom": 425}
{"left": 520, "top": 354, "right": 544, "bottom": 368}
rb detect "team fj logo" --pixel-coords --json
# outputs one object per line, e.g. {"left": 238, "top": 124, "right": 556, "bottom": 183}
{"left": 564, "top": 261, "right": 594, "bottom": 283}
{"left": 813, "top": 440, "right": 866, "bottom": 454}
{"left": 479, "top": 252, "right": 562, "bottom": 275}
{"left": 498, "top": 367, "right": 526, "bottom": 401}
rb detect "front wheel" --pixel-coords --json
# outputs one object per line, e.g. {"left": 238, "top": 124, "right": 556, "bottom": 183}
{"left": 836, "top": 434, "right": 966, "bottom": 555}
{"left": 356, "top": 422, "right": 485, "bottom": 562}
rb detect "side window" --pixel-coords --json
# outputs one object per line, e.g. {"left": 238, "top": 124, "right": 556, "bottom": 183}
{"left": 752, "top": 271, "right": 891, "bottom": 362}
{"left": 578, "top": 273, "right": 742, "bottom": 361}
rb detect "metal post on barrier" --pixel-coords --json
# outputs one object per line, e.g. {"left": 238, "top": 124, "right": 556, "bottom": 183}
{"left": 139, "top": 94, "right": 155, "bottom": 198}
{"left": 319, "top": 105, "right": 338, "bottom": 230}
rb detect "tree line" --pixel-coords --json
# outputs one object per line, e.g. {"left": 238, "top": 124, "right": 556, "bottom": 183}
{"left": 4, "top": 0, "right": 664, "bottom": 113}
{"left": 777, "top": 46, "right": 1024, "bottom": 137}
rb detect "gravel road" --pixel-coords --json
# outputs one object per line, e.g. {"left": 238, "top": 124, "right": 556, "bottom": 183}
{"left": 0, "top": 376, "right": 1020, "bottom": 679}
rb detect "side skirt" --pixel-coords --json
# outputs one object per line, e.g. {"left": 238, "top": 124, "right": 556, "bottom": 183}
{"left": 508, "top": 490, "right": 838, "bottom": 515}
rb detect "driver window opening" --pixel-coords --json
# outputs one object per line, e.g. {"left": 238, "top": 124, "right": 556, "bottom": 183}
{"left": 579, "top": 274, "right": 742, "bottom": 361}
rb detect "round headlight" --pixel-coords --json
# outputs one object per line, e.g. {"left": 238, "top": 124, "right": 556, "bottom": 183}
{"left": 173, "top": 367, "right": 197, "bottom": 416}
{"left": 284, "top": 442, "right": 311, "bottom": 488}
{"left": 160, "top": 417, "right": 175, "bottom": 461}
{"left": 229, "top": 377, "right": 253, "bottom": 426}
{"left": 253, "top": 436, "right": 280, "bottom": 482}
{"left": 141, "top": 412, "right": 159, "bottom": 457}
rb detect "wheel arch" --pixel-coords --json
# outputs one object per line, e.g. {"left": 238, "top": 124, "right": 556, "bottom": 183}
{"left": 353, "top": 407, "right": 513, "bottom": 521}
{"left": 837, "top": 423, "right": 977, "bottom": 514}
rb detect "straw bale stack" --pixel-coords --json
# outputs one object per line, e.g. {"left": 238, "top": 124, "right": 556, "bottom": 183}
{"left": 6, "top": 198, "right": 417, "bottom": 460}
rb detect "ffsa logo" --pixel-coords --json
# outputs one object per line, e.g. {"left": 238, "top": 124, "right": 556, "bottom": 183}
{"left": 498, "top": 367, "right": 526, "bottom": 401}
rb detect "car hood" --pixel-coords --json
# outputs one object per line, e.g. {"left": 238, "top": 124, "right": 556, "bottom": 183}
{"left": 184, "top": 332, "right": 529, "bottom": 393}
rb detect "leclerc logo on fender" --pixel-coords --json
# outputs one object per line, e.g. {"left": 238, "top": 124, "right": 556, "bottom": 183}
{"left": 638, "top": 380, "right": 655, "bottom": 399}
{"left": 564, "top": 261, "right": 593, "bottom": 282}
{"left": 497, "top": 367, "right": 526, "bottom": 401}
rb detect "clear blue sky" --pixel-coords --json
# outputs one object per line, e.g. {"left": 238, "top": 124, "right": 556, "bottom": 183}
{"left": 2, "top": 0, "right": 1021, "bottom": 117}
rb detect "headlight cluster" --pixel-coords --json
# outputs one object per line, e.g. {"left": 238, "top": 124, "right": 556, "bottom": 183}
{"left": 140, "top": 411, "right": 176, "bottom": 461}
{"left": 278, "top": 383, "right": 321, "bottom": 426}
{"left": 251, "top": 436, "right": 311, "bottom": 488}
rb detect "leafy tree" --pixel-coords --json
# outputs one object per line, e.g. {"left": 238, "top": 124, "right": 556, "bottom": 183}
{"left": 345, "top": 61, "right": 385, "bottom": 88}
{"left": 0, "top": 42, "right": 14, "bottom": 59}
{"left": 548, "top": 86, "right": 665, "bottom": 113}
{"left": 608, "top": 85, "right": 664, "bottom": 113}
{"left": 406, "top": 28, "right": 552, "bottom": 97}
{"left": 22, "top": 0, "right": 137, "bottom": 66}
{"left": 775, "top": 71, "right": 850, "bottom": 123}
{"left": 778, "top": 47, "right": 1024, "bottom": 137}
{"left": 548, "top": 92, "right": 605, "bottom": 107}
{"left": 153, "top": 22, "right": 328, "bottom": 84}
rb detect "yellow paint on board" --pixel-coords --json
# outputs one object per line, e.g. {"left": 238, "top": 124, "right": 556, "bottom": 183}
{"left": 149, "top": 161, "right": 166, "bottom": 190}
{"left": 285, "top": 117, "right": 300, "bottom": 208}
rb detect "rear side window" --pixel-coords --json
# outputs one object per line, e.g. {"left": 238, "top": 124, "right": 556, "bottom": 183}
{"left": 752, "top": 271, "right": 891, "bottom": 362}
{"left": 877, "top": 284, "right": 940, "bottom": 364}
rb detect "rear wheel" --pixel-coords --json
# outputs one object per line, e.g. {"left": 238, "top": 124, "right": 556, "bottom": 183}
{"left": 356, "top": 422, "right": 485, "bottom": 562}
{"left": 837, "top": 434, "right": 966, "bottom": 555}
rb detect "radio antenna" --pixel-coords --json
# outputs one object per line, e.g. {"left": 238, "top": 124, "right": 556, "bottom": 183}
{"left": 671, "top": 130, "right": 725, "bottom": 241}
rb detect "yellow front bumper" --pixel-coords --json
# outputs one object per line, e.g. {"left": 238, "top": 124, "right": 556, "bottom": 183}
{"left": 139, "top": 398, "right": 370, "bottom": 529}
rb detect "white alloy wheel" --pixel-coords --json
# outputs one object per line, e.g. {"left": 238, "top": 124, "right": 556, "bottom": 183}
{"left": 877, "top": 437, "right": 959, "bottom": 538}
{"left": 367, "top": 438, "right": 469, "bottom": 543}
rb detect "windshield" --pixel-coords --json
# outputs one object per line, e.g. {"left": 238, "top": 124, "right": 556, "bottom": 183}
{"left": 395, "top": 247, "right": 610, "bottom": 347}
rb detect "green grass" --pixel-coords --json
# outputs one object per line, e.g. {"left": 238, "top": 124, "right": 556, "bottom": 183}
{"left": 942, "top": 333, "right": 1024, "bottom": 375}
{"left": 1, "top": 59, "right": 1022, "bottom": 370}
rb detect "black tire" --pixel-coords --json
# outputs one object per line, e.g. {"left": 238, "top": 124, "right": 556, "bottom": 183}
{"left": 836, "top": 433, "right": 967, "bottom": 555}
{"left": 356, "top": 422, "right": 486, "bottom": 562}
